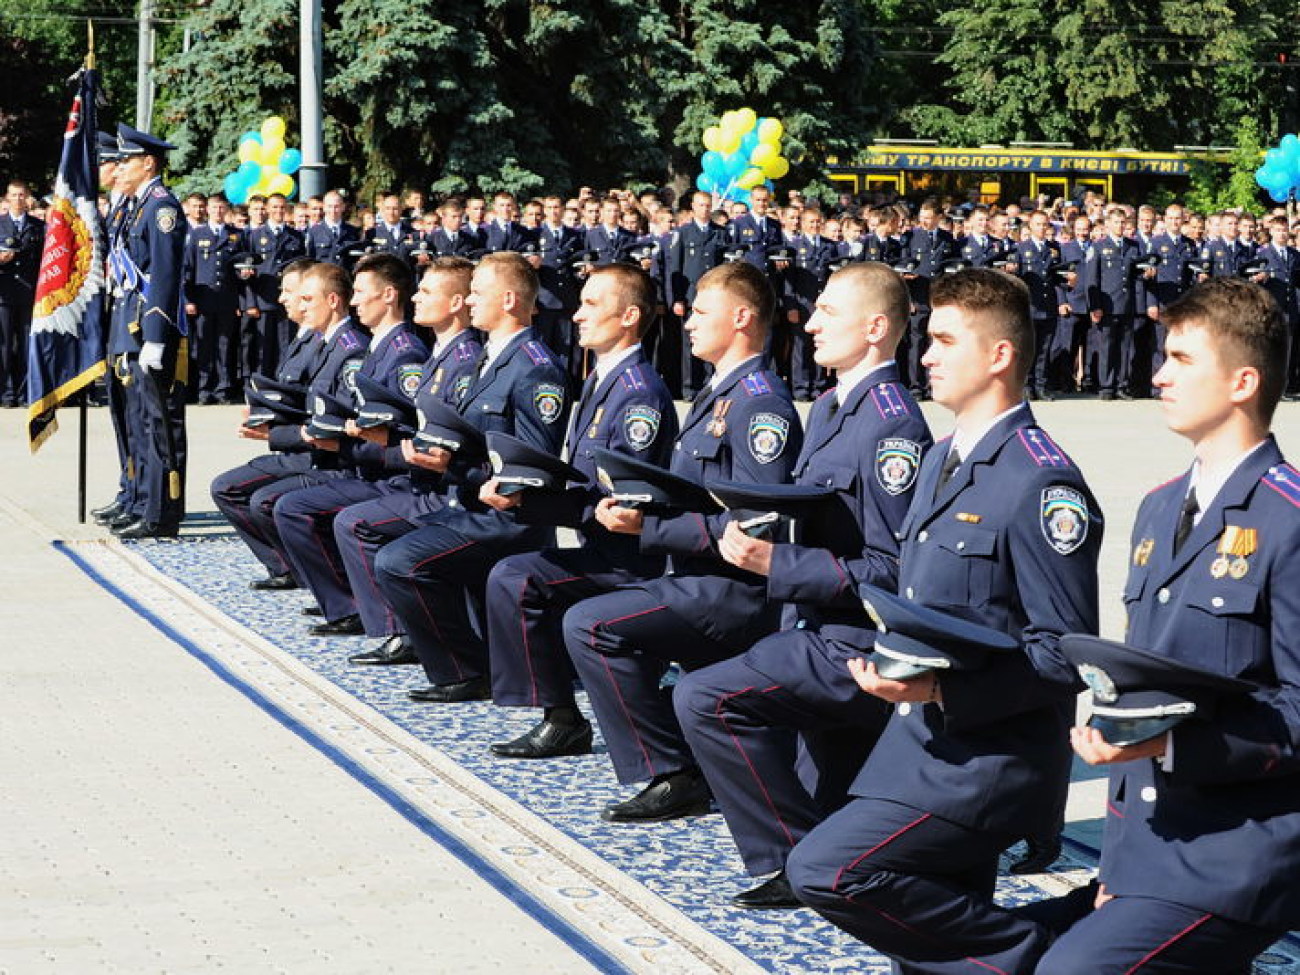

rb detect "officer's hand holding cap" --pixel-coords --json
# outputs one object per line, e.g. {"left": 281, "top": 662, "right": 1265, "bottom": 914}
{"left": 486, "top": 432, "right": 588, "bottom": 496}
{"left": 593, "top": 448, "right": 719, "bottom": 513}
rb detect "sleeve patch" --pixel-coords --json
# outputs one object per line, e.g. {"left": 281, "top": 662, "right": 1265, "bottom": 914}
{"left": 876, "top": 438, "right": 922, "bottom": 495}
{"left": 1041, "top": 486, "right": 1090, "bottom": 555}
{"left": 156, "top": 207, "right": 178, "bottom": 234}
{"left": 1262, "top": 464, "right": 1300, "bottom": 508}
{"left": 340, "top": 358, "right": 362, "bottom": 393}
{"left": 398, "top": 363, "right": 423, "bottom": 399}
{"left": 748, "top": 412, "right": 790, "bottom": 464}
{"left": 623, "top": 405, "right": 661, "bottom": 451}
{"left": 1018, "top": 427, "right": 1070, "bottom": 467}
{"left": 533, "top": 382, "right": 565, "bottom": 424}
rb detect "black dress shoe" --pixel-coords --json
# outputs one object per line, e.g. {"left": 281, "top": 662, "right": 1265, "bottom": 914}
{"left": 91, "top": 502, "right": 122, "bottom": 525}
{"left": 1099, "top": 390, "right": 1116, "bottom": 401}
{"left": 407, "top": 677, "right": 491, "bottom": 703}
{"left": 309, "top": 614, "right": 364, "bottom": 636}
{"left": 348, "top": 636, "right": 418, "bottom": 666}
{"left": 602, "top": 769, "right": 712, "bottom": 823}
{"left": 106, "top": 510, "right": 140, "bottom": 530}
{"left": 250, "top": 572, "right": 298, "bottom": 591}
{"left": 732, "top": 871, "right": 801, "bottom": 909}
{"left": 301, "top": 605, "right": 324, "bottom": 616}
{"left": 114, "top": 518, "right": 180, "bottom": 539}
{"left": 490, "top": 718, "right": 593, "bottom": 759}
{"left": 1009, "top": 835, "right": 1063, "bottom": 875}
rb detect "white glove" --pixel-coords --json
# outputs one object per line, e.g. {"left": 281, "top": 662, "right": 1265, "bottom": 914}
{"left": 139, "top": 341, "right": 166, "bottom": 372}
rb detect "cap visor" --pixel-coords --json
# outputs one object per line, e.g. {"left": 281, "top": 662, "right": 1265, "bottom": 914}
{"left": 1090, "top": 714, "right": 1188, "bottom": 748}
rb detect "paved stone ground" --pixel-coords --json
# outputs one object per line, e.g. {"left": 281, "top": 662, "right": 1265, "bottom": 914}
{"left": 2, "top": 397, "right": 1296, "bottom": 973}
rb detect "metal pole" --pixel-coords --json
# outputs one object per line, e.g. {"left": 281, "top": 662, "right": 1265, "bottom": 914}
{"left": 298, "top": 0, "right": 326, "bottom": 199}
{"left": 135, "top": 0, "right": 155, "bottom": 130}
{"left": 78, "top": 391, "right": 88, "bottom": 524}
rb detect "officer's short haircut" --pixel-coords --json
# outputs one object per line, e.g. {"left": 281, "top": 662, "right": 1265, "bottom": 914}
{"left": 206, "top": 192, "right": 229, "bottom": 205}
{"left": 424, "top": 255, "right": 474, "bottom": 295}
{"left": 248, "top": 195, "right": 267, "bottom": 205}
{"left": 302, "top": 261, "right": 352, "bottom": 304}
{"left": 439, "top": 199, "right": 464, "bottom": 215}
{"left": 931, "top": 268, "right": 1034, "bottom": 386}
{"left": 1165, "top": 278, "right": 1289, "bottom": 423}
{"left": 478, "top": 251, "right": 539, "bottom": 310}
{"left": 354, "top": 252, "right": 413, "bottom": 304}
{"left": 184, "top": 192, "right": 205, "bottom": 205}
{"left": 588, "top": 264, "right": 657, "bottom": 335}
{"left": 1104, "top": 206, "right": 1126, "bottom": 222}
{"left": 282, "top": 258, "right": 316, "bottom": 280}
{"left": 6, "top": 179, "right": 30, "bottom": 194}
{"left": 696, "top": 261, "right": 775, "bottom": 338}
{"left": 493, "top": 190, "right": 516, "bottom": 204}
{"left": 831, "top": 262, "right": 910, "bottom": 346}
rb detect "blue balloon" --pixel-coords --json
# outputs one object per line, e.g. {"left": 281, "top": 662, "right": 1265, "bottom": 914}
{"left": 237, "top": 160, "right": 259, "bottom": 181}
{"left": 702, "top": 150, "right": 726, "bottom": 180}
{"left": 279, "top": 147, "right": 303, "bottom": 175}
{"left": 239, "top": 130, "right": 262, "bottom": 146}
{"left": 696, "top": 172, "right": 717, "bottom": 193}
{"left": 1270, "top": 186, "right": 1290, "bottom": 203}
{"left": 722, "top": 150, "right": 748, "bottom": 178}
{"left": 733, "top": 188, "right": 751, "bottom": 206}
{"left": 223, "top": 172, "right": 246, "bottom": 205}
{"left": 740, "top": 131, "right": 759, "bottom": 156}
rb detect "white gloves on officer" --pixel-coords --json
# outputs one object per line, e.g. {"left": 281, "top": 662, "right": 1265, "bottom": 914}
{"left": 139, "top": 341, "right": 166, "bottom": 372}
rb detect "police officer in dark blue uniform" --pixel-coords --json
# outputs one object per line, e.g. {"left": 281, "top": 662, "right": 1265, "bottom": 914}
{"left": 785, "top": 268, "right": 1102, "bottom": 973}
{"left": 674, "top": 262, "right": 932, "bottom": 908}
{"left": 1146, "top": 203, "right": 1196, "bottom": 395}
{"left": 366, "top": 193, "right": 415, "bottom": 259}
{"left": 785, "top": 208, "right": 839, "bottom": 401}
{"left": 729, "top": 185, "right": 783, "bottom": 273}
{"left": 272, "top": 253, "right": 428, "bottom": 634}
{"left": 481, "top": 264, "right": 678, "bottom": 758}
{"left": 1031, "top": 278, "right": 1300, "bottom": 975}
{"left": 1253, "top": 214, "right": 1300, "bottom": 397}
{"left": 1057, "top": 215, "right": 1093, "bottom": 393}
{"left": 958, "top": 206, "right": 1001, "bottom": 269}
{"left": 1015, "top": 210, "right": 1063, "bottom": 400}
{"left": 529, "top": 196, "right": 582, "bottom": 380}
{"left": 243, "top": 192, "right": 306, "bottom": 377}
{"left": 1201, "top": 210, "right": 1251, "bottom": 279}
{"left": 899, "top": 201, "right": 955, "bottom": 397}
{"left": 1084, "top": 206, "right": 1145, "bottom": 400}
{"left": 104, "top": 124, "right": 189, "bottom": 538}
{"left": 335, "top": 257, "right": 484, "bottom": 663}
{"left": 562, "top": 261, "right": 802, "bottom": 823}
{"left": 586, "top": 196, "right": 634, "bottom": 267}
{"left": 212, "top": 261, "right": 368, "bottom": 587}
{"left": 669, "top": 192, "right": 727, "bottom": 399}
{"left": 304, "top": 190, "right": 361, "bottom": 267}
{"left": 183, "top": 192, "right": 244, "bottom": 403}
{"left": 375, "top": 252, "right": 571, "bottom": 703}
{"left": 483, "top": 191, "right": 534, "bottom": 253}
{"left": 0, "top": 179, "right": 45, "bottom": 406}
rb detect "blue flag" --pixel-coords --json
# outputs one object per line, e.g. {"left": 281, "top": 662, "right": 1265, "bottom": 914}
{"left": 26, "top": 67, "right": 107, "bottom": 451}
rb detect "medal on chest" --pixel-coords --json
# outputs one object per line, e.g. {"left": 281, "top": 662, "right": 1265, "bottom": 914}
{"left": 707, "top": 398, "right": 731, "bottom": 438}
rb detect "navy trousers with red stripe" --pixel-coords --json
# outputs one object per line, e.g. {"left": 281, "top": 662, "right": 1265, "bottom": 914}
{"left": 210, "top": 454, "right": 313, "bottom": 574}
{"left": 674, "top": 629, "right": 890, "bottom": 876}
{"left": 787, "top": 797, "right": 1049, "bottom": 974}
{"left": 562, "top": 585, "right": 742, "bottom": 785}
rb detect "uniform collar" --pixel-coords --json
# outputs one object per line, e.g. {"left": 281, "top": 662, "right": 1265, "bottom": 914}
{"left": 592, "top": 343, "right": 642, "bottom": 386}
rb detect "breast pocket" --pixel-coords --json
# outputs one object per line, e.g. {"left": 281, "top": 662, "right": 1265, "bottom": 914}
{"left": 1183, "top": 579, "right": 1264, "bottom": 675}
{"left": 474, "top": 397, "right": 510, "bottom": 436}
{"left": 912, "top": 523, "right": 998, "bottom": 609}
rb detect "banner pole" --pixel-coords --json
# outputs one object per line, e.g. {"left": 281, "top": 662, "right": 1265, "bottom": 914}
{"left": 78, "top": 390, "right": 88, "bottom": 523}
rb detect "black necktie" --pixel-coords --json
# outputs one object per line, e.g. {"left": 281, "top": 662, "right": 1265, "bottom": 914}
{"left": 936, "top": 448, "right": 961, "bottom": 496}
{"left": 1174, "top": 488, "right": 1199, "bottom": 555}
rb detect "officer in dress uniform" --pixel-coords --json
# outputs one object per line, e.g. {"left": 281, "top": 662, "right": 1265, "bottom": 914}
{"left": 669, "top": 192, "right": 727, "bottom": 399}
{"left": 1201, "top": 211, "right": 1249, "bottom": 279}
{"left": 211, "top": 261, "right": 368, "bottom": 587}
{"left": 1030, "top": 278, "right": 1300, "bottom": 975}
{"left": 899, "top": 202, "right": 955, "bottom": 397}
{"left": 561, "top": 262, "right": 802, "bottom": 824}
{"left": 374, "top": 253, "right": 570, "bottom": 703}
{"left": 182, "top": 192, "right": 244, "bottom": 403}
{"left": 483, "top": 191, "right": 534, "bottom": 254}
{"left": 103, "top": 125, "right": 189, "bottom": 539}
{"left": 785, "top": 269, "right": 1103, "bottom": 973}
{"left": 1146, "top": 204, "right": 1196, "bottom": 395}
{"left": 366, "top": 193, "right": 415, "bottom": 259}
{"left": 0, "top": 180, "right": 45, "bottom": 406}
{"left": 674, "top": 263, "right": 932, "bottom": 909}
{"left": 271, "top": 253, "right": 428, "bottom": 635}
{"left": 1254, "top": 215, "right": 1300, "bottom": 397}
{"left": 304, "top": 190, "right": 361, "bottom": 268}
{"left": 1084, "top": 206, "right": 1145, "bottom": 399}
{"left": 1056, "top": 216, "right": 1092, "bottom": 393}
{"left": 861, "top": 207, "right": 901, "bottom": 267}
{"left": 585, "top": 197, "right": 634, "bottom": 267}
{"left": 242, "top": 192, "right": 305, "bottom": 377}
{"left": 785, "top": 208, "right": 839, "bottom": 401}
{"left": 531, "top": 195, "right": 582, "bottom": 380}
{"left": 475, "top": 265, "right": 678, "bottom": 758}
{"left": 729, "top": 185, "right": 783, "bottom": 273}
{"left": 958, "top": 207, "right": 1001, "bottom": 269}
{"left": 1015, "top": 210, "right": 1063, "bottom": 400}
{"left": 334, "top": 257, "right": 483, "bottom": 664}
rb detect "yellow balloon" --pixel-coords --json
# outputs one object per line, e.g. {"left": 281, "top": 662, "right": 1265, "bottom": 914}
{"left": 238, "top": 139, "right": 260, "bottom": 164}
{"left": 750, "top": 143, "right": 778, "bottom": 167}
{"left": 735, "top": 108, "right": 758, "bottom": 135}
{"left": 260, "top": 164, "right": 280, "bottom": 184}
{"left": 737, "top": 167, "right": 765, "bottom": 190}
{"left": 720, "top": 110, "right": 739, "bottom": 131}
{"left": 717, "top": 133, "right": 742, "bottom": 156}
{"left": 261, "top": 115, "right": 287, "bottom": 143}
{"left": 260, "top": 139, "right": 285, "bottom": 167}
{"left": 762, "top": 156, "right": 790, "bottom": 180}
{"left": 758, "top": 118, "right": 784, "bottom": 144}
{"left": 703, "top": 125, "right": 724, "bottom": 152}
{"left": 268, "top": 174, "right": 295, "bottom": 196}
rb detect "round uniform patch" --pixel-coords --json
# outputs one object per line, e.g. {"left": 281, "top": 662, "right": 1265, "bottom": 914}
{"left": 533, "top": 383, "right": 565, "bottom": 424}
{"left": 156, "top": 206, "right": 177, "bottom": 234}
{"left": 747, "top": 412, "right": 790, "bottom": 465}
{"left": 876, "top": 438, "right": 922, "bottom": 496}
{"left": 398, "top": 364, "right": 422, "bottom": 399}
{"left": 1040, "top": 485, "right": 1089, "bottom": 556}
{"left": 1077, "top": 663, "right": 1118, "bottom": 704}
{"left": 452, "top": 374, "right": 472, "bottom": 403}
{"left": 341, "top": 359, "right": 362, "bottom": 393}
{"left": 623, "top": 405, "right": 661, "bottom": 452}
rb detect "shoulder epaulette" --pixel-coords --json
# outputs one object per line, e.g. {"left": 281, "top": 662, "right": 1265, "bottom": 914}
{"left": 453, "top": 341, "right": 477, "bottom": 362}
{"left": 741, "top": 371, "right": 773, "bottom": 397}
{"left": 619, "top": 364, "right": 648, "bottom": 392}
{"left": 391, "top": 330, "right": 413, "bottom": 351}
{"left": 523, "top": 340, "right": 552, "bottom": 366}
{"left": 151, "top": 186, "right": 168, "bottom": 199}
{"left": 1262, "top": 464, "right": 1300, "bottom": 508}
{"left": 869, "top": 382, "right": 911, "bottom": 419}
{"left": 1017, "top": 427, "right": 1071, "bottom": 467}
{"left": 338, "top": 330, "right": 362, "bottom": 352}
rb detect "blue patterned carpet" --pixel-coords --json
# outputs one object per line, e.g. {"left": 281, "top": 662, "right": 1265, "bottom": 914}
{"left": 105, "top": 530, "right": 1299, "bottom": 974}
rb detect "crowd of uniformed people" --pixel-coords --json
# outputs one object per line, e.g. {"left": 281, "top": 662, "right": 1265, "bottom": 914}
{"left": 28, "top": 124, "right": 1300, "bottom": 971}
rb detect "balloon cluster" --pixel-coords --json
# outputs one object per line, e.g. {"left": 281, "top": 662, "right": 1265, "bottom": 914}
{"left": 1255, "top": 134, "right": 1300, "bottom": 204}
{"left": 696, "top": 108, "right": 790, "bottom": 205}
{"left": 221, "top": 116, "right": 303, "bottom": 205}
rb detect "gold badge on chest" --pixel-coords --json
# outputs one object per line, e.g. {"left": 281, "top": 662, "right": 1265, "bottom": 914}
{"left": 1133, "top": 538, "right": 1154, "bottom": 567}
